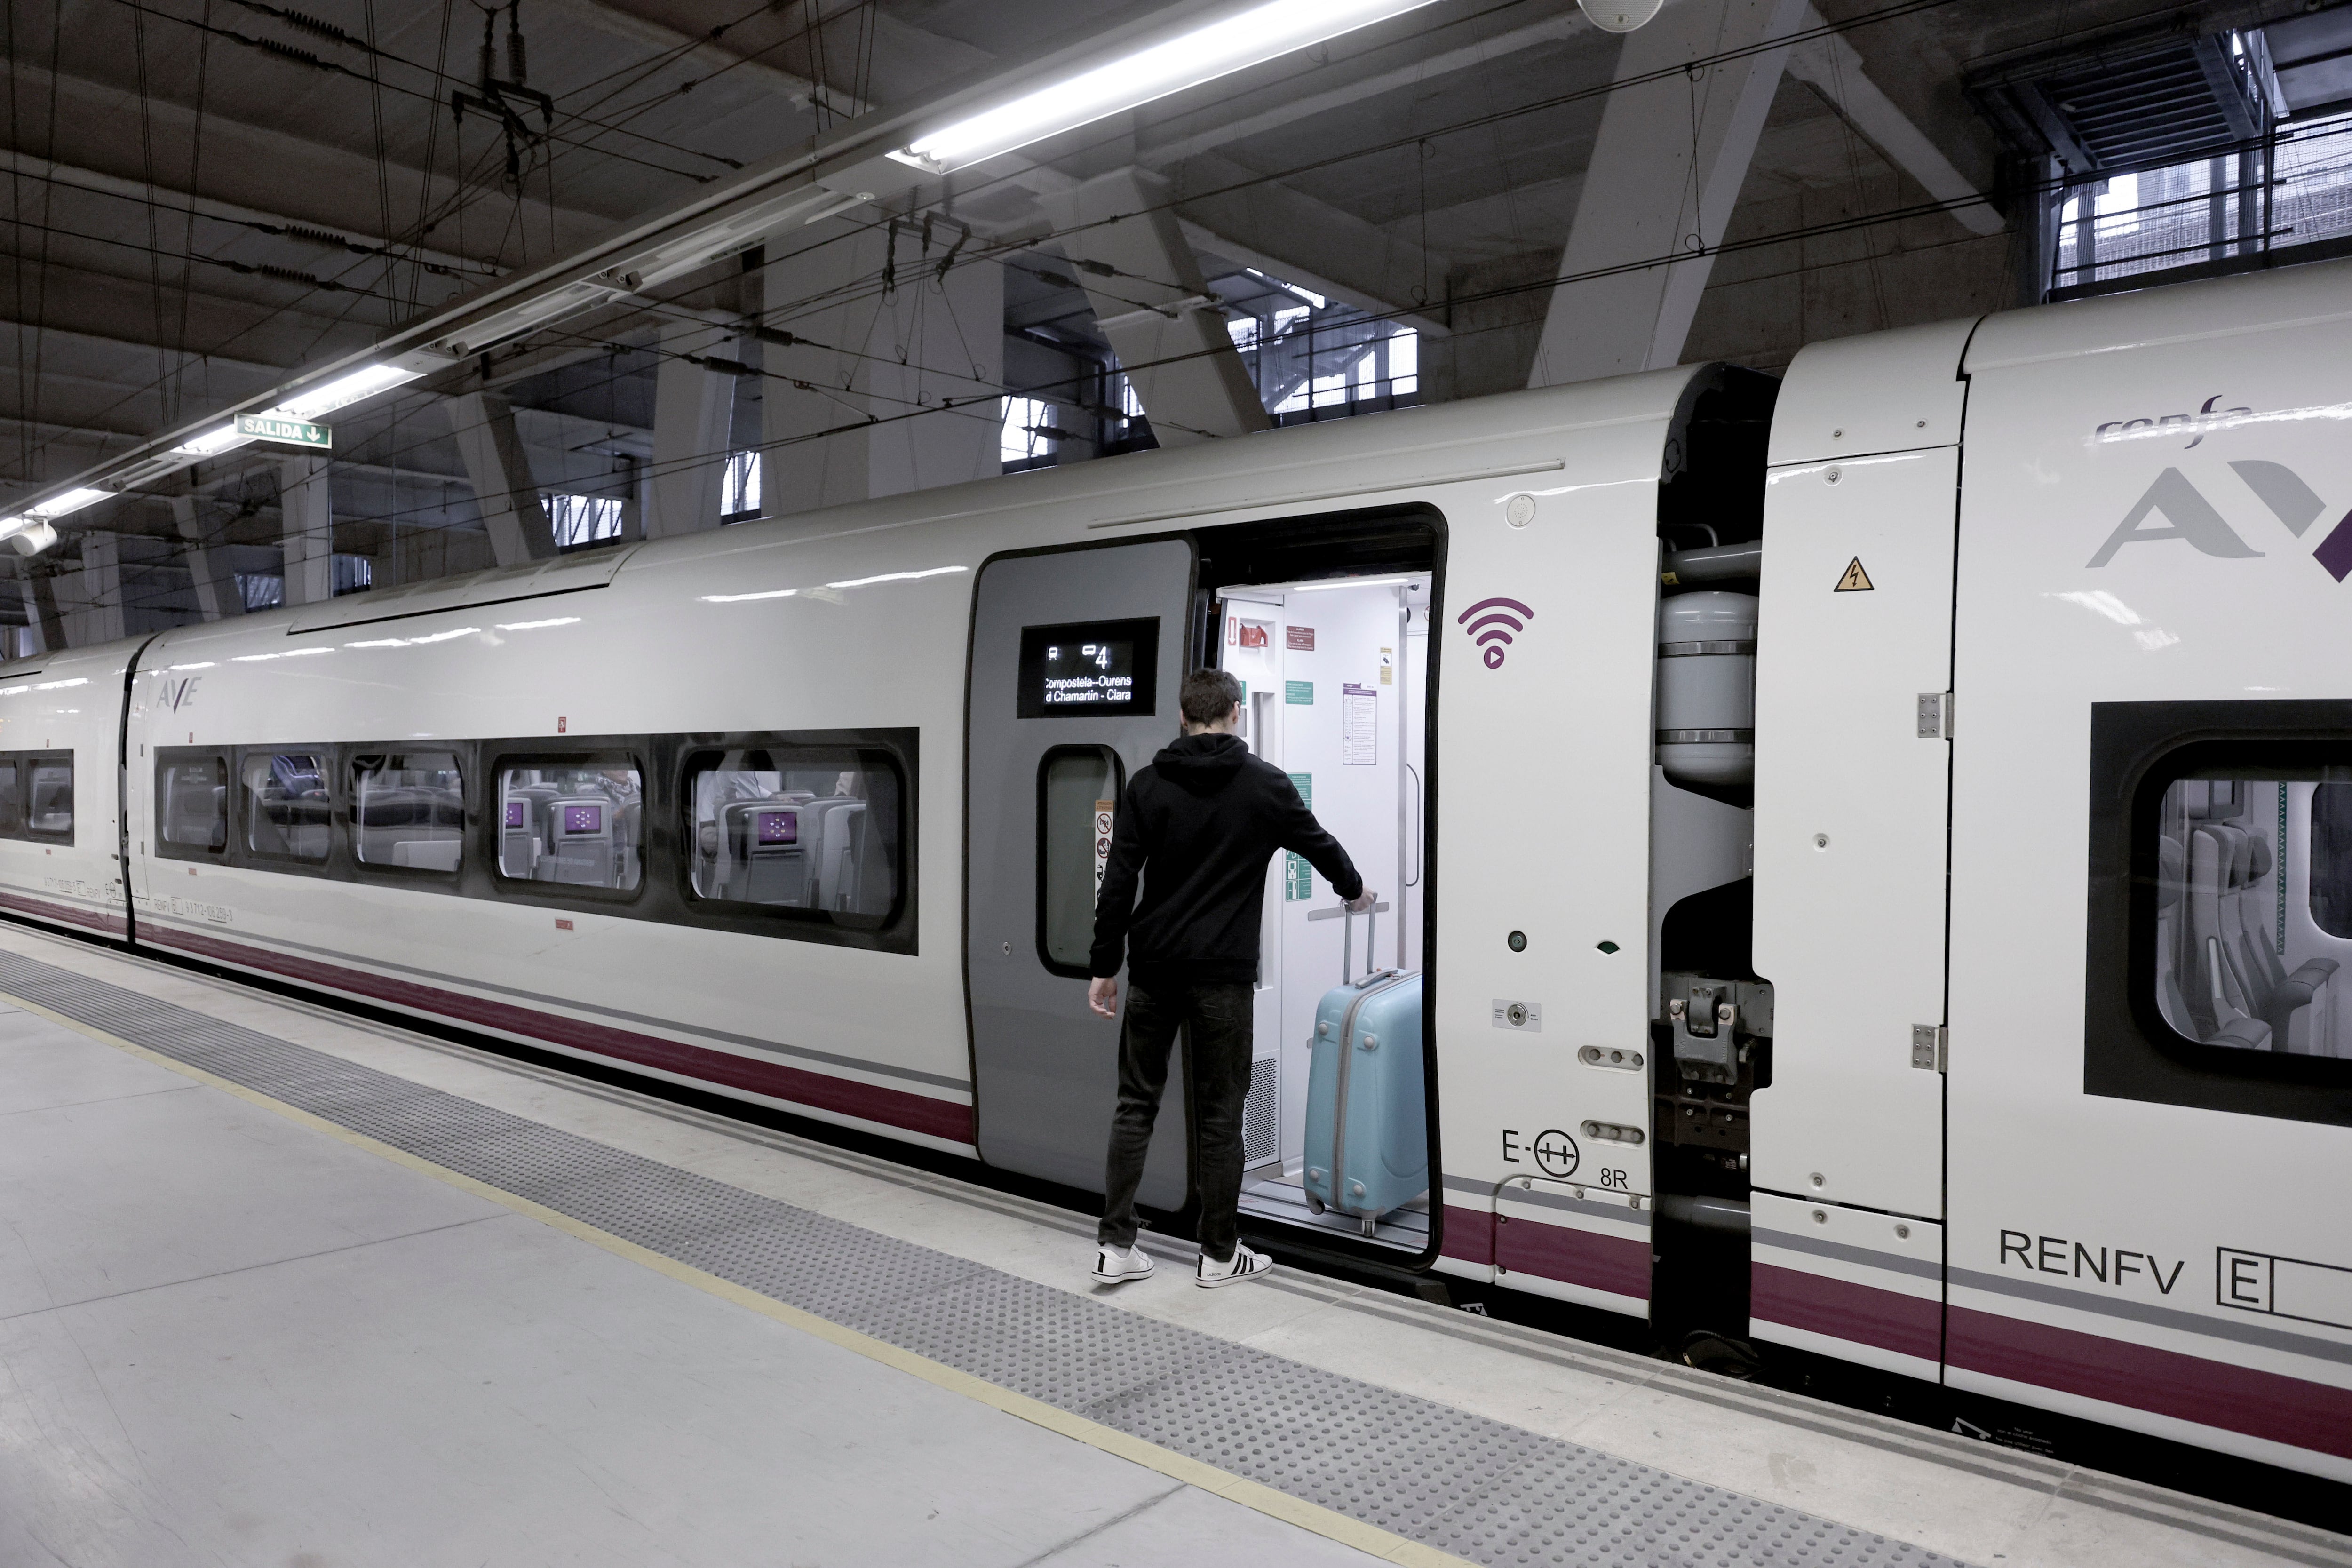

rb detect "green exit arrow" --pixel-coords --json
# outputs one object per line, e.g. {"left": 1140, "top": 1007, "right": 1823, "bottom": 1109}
{"left": 235, "top": 413, "right": 332, "bottom": 450}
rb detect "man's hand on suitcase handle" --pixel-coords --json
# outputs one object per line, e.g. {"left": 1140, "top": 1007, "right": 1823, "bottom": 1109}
{"left": 1345, "top": 888, "right": 1378, "bottom": 914}
{"left": 1089, "top": 977, "right": 1119, "bottom": 1019}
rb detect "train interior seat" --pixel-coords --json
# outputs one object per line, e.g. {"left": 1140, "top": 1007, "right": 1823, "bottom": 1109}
{"left": 1216, "top": 572, "right": 1432, "bottom": 1250}
{"left": 688, "top": 760, "right": 891, "bottom": 918}
{"left": 2157, "top": 776, "right": 2345, "bottom": 1054}
{"left": 27, "top": 762, "right": 69, "bottom": 834}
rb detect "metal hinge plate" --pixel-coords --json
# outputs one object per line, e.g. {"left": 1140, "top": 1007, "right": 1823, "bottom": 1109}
{"left": 1916, "top": 691, "right": 1954, "bottom": 740}
{"left": 1911, "top": 1023, "right": 1948, "bottom": 1072}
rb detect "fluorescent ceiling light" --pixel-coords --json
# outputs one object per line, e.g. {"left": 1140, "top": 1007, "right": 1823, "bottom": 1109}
{"left": 1289, "top": 574, "right": 1422, "bottom": 592}
{"left": 28, "top": 487, "right": 109, "bottom": 519}
{"left": 172, "top": 424, "right": 254, "bottom": 459}
{"left": 267, "top": 362, "right": 426, "bottom": 422}
{"left": 894, "top": 0, "right": 1442, "bottom": 173}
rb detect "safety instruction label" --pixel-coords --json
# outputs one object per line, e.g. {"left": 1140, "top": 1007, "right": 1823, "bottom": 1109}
{"left": 1286, "top": 773, "right": 1314, "bottom": 900}
{"left": 1287, "top": 625, "right": 1316, "bottom": 651}
{"left": 1093, "top": 799, "right": 1114, "bottom": 900}
{"left": 1286, "top": 680, "right": 1314, "bottom": 705}
{"left": 1342, "top": 683, "right": 1376, "bottom": 765}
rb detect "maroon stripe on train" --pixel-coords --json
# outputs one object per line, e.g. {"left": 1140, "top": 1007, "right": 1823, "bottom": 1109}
{"left": 143, "top": 924, "right": 975, "bottom": 1146}
{"left": 1496, "top": 1213, "right": 1649, "bottom": 1298}
{"left": 1949, "top": 1304, "right": 2352, "bottom": 1462}
{"left": 1441, "top": 1204, "right": 1494, "bottom": 1266}
{"left": 0, "top": 886, "right": 126, "bottom": 935}
{"left": 1751, "top": 1261, "right": 1941, "bottom": 1362}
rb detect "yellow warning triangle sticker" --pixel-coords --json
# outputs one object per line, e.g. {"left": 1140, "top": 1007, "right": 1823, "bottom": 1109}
{"left": 1834, "top": 557, "right": 1875, "bottom": 592}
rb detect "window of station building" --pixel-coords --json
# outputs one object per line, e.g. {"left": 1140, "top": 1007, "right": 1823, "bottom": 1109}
{"left": 157, "top": 756, "right": 227, "bottom": 852}
{"left": 243, "top": 752, "right": 331, "bottom": 862}
{"left": 682, "top": 748, "right": 902, "bottom": 926}
{"left": 25, "top": 756, "right": 71, "bottom": 840}
{"left": 2151, "top": 772, "right": 2352, "bottom": 1058}
{"left": 1038, "top": 747, "right": 1120, "bottom": 974}
{"left": 352, "top": 751, "right": 465, "bottom": 874}
{"left": 497, "top": 759, "right": 644, "bottom": 892}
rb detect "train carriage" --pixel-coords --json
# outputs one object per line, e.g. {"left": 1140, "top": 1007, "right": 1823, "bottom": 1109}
{"left": 1, "top": 254, "right": 2346, "bottom": 1485}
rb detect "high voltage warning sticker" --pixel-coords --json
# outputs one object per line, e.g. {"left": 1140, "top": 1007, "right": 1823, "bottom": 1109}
{"left": 1835, "top": 557, "right": 1875, "bottom": 592}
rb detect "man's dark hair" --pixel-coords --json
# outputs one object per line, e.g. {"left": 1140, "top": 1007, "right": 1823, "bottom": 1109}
{"left": 1180, "top": 668, "right": 1245, "bottom": 725}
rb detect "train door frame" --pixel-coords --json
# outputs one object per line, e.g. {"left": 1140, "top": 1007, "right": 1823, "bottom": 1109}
{"left": 960, "top": 506, "right": 1447, "bottom": 1271}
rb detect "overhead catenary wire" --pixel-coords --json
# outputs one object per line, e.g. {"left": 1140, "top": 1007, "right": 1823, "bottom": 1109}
{"left": 12, "top": 0, "right": 2165, "bottom": 591}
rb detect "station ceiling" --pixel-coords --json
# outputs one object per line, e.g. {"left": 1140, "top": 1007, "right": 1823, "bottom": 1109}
{"left": 0, "top": 0, "right": 2316, "bottom": 618}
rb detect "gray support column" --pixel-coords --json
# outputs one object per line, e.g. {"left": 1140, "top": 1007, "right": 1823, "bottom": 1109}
{"left": 68, "top": 532, "right": 126, "bottom": 645}
{"left": 1041, "top": 167, "right": 1269, "bottom": 446}
{"left": 1527, "top": 0, "right": 1811, "bottom": 388}
{"left": 1783, "top": 19, "right": 2003, "bottom": 238}
{"left": 278, "top": 457, "right": 336, "bottom": 607}
{"left": 758, "top": 219, "right": 1006, "bottom": 518}
{"left": 646, "top": 319, "right": 738, "bottom": 539}
{"left": 168, "top": 493, "right": 243, "bottom": 622}
{"left": 15, "top": 561, "right": 63, "bottom": 654}
{"left": 445, "top": 390, "right": 555, "bottom": 564}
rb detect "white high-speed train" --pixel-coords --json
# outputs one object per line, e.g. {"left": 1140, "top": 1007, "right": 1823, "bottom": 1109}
{"left": 2, "top": 255, "right": 2347, "bottom": 1484}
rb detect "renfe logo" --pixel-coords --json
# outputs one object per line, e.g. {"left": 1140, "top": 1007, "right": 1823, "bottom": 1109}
{"left": 1458, "top": 597, "right": 1534, "bottom": 669}
{"left": 2088, "top": 461, "right": 2352, "bottom": 582}
{"left": 2094, "top": 393, "right": 2253, "bottom": 449}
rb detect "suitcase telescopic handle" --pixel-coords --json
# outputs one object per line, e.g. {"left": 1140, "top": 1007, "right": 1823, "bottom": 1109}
{"left": 1308, "top": 900, "right": 1391, "bottom": 986}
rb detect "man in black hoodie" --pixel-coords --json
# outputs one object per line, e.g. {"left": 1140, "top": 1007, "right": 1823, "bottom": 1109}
{"left": 1087, "top": 668, "right": 1372, "bottom": 1289}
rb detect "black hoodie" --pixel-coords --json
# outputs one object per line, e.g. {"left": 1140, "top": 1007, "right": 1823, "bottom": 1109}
{"left": 1089, "top": 731, "right": 1364, "bottom": 987}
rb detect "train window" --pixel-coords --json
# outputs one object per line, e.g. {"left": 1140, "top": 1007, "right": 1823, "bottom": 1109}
{"left": 352, "top": 751, "right": 465, "bottom": 874}
{"left": 2091, "top": 704, "right": 2352, "bottom": 1128}
{"left": 497, "top": 759, "right": 643, "bottom": 892}
{"left": 157, "top": 756, "right": 227, "bottom": 852}
{"left": 25, "top": 756, "right": 71, "bottom": 840}
{"left": 0, "top": 760, "right": 20, "bottom": 836}
{"left": 243, "top": 752, "right": 331, "bottom": 861}
{"left": 1038, "top": 746, "right": 1121, "bottom": 974}
{"left": 682, "top": 747, "right": 902, "bottom": 926}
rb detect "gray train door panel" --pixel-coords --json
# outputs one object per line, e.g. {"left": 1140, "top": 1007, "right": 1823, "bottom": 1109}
{"left": 967, "top": 539, "right": 1196, "bottom": 1204}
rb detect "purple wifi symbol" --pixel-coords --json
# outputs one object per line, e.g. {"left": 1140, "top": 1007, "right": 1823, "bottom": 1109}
{"left": 1458, "top": 597, "right": 1534, "bottom": 669}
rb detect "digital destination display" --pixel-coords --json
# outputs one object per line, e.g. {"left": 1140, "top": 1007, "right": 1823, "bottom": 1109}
{"left": 505, "top": 800, "right": 526, "bottom": 829}
{"left": 562, "top": 804, "right": 604, "bottom": 835}
{"left": 1016, "top": 617, "right": 1160, "bottom": 720}
{"left": 755, "top": 809, "right": 798, "bottom": 845}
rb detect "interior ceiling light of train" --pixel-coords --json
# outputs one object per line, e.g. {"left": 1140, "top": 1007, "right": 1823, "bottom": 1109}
{"left": 2, "top": 0, "right": 2342, "bottom": 655}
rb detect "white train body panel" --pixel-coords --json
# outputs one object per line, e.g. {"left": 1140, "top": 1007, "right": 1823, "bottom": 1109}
{"left": 0, "top": 258, "right": 2345, "bottom": 1482}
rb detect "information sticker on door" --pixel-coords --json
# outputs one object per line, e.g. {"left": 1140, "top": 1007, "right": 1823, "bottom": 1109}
{"left": 1094, "top": 799, "right": 1114, "bottom": 899}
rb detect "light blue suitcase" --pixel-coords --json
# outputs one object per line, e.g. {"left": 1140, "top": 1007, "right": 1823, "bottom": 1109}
{"left": 1302, "top": 905, "right": 1427, "bottom": 1233}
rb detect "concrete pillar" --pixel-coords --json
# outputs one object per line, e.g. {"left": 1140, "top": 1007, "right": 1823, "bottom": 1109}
{"left": 168, "top": 494, "right": 243, "bottom": 622}
{"left": 1527, "top": 0, "right": 1811, "bottom": 387}
{"left": 757, "top": 218, "right": 1005, "bottom": 518}
{"left": 1041, "top": 167, "right": 1268, "bottom": 446}
{"left": 445, "top": 390, "right": 554, "bottom": 565}
{"left": 278, "top": 456, "right": 336, "bottom": 607}
{"left": 15, "top": 561, "right": 62, "bottom": 654}
{"left": 646, "top": 318, "right": 739, "bottom": 538}
{"left": 61, "top": 532, "right": 127, "bottom": 646}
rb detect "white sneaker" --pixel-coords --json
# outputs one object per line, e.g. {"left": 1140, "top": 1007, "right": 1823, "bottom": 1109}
{"left": 1092, "top": 1244, "right": 1154, "bottom": 1285}
{"left": 1195, "top": 1242, "right": 1273, "bottom": 1289}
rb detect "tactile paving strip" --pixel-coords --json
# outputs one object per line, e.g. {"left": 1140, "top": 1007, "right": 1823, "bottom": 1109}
{"left": 0, "top": 950, "right": 1965, "bottom": 1568}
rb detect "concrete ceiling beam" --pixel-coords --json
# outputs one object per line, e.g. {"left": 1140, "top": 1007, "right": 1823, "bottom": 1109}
{"left": 1783, "top": 18, "right": 2004, "bottom": 238}
{"left": 1529, "top": 0, "right": 1812, "bottom": 388}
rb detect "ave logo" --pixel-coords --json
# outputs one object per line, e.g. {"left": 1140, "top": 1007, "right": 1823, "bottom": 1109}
{"left": 2088, "top": 460, "right": 2352, "bottom": 582}
{"left": 161, "top": 675, "right": 201, "bottom": 712}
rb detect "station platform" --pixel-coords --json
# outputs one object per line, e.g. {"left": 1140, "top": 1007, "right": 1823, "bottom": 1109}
{"left": 0, "top": 923, "right": 2342, "bottom": 1568}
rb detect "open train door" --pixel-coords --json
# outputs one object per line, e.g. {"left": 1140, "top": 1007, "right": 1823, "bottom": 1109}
{"left": 965, "top": 539, "right": 1197, "bottom": 1206}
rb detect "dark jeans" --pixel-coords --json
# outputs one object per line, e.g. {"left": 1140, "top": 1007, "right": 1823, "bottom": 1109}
{"left": 1098, "top": 976, "right": 1254, "bottom": 1261}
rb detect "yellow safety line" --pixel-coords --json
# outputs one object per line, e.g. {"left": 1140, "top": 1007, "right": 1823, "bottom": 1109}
{"left": 4, "top": 986, "right": 1476, "bottom": 1568}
